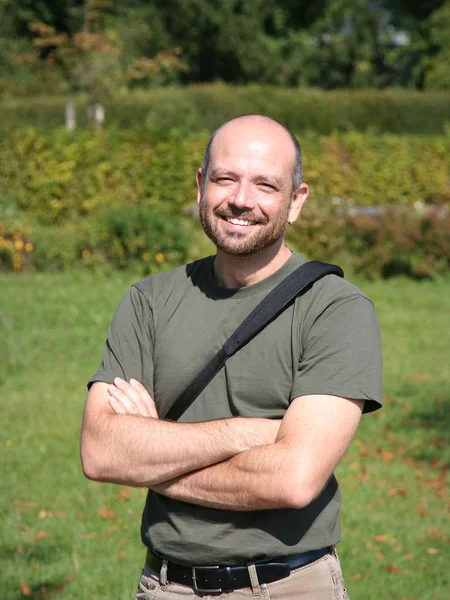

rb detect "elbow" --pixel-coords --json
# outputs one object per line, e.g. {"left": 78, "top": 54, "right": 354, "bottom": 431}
{"left": 279, "top": 476, "right": 319, "bottom": 510}
{"left": 80, "top": 436, "right": 106, "bottom": 482}
{"left": 283, "top": 486, "right": 316, "bottom": 510}
{"left": 80, "top": 450, "right": 100, "bottom": 482}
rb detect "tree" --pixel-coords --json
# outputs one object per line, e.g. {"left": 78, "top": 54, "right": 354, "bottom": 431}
{"left": 417, "top": 0, "right": 450, "bottom": 89}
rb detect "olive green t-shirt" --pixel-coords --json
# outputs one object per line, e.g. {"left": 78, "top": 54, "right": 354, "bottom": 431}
{"left": 88, "top": 252, "right": 382, "bottom": 564}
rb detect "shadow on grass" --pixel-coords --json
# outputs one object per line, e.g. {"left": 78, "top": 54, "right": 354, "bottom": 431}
{"left": 397, "top": 390, "right": 449, "bottom": 466}
{"left": 1, "top": 540, "right": 75, "bottom": 600}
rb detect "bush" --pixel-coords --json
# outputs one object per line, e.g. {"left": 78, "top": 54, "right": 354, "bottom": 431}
{"left": 0, "top": 206, "right": 189, "bottom": 275}
{"left": 288, "top": 205, "right": 450, "bottom": 279}
{"left": 343, "top": 208, "right": 450, "bottom": 279}
{"left": 1, "top": 86, "right": 449, "bottom": 135}
{"left": 98, "top": 205, "right": 189, "bottom": 272}
{"left": 1, "top": 128, "right": 448, "bottom": 234}
{"left": 1, "top": 124, "right": 448, "bottom": 278}
{"left": 0, "top": 127, "right": 203, "bottom": 226}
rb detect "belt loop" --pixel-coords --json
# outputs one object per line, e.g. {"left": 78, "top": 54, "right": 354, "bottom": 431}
{"left": 247, "top": 562, "right": 262, "bottom": 596}
{"left": 160, "top": 558, "right": 168, "bottom": 588}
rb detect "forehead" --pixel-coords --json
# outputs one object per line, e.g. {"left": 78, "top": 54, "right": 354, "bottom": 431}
{"left": 209, "top": 119, "right": 295, "bottom": 177}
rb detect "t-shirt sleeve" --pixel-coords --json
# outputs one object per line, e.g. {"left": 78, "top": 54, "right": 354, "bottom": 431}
{"left": 87, "top": 284, "right": 154, "bottom": 395}
{"left": 291, "top": 293, "right": 382, "bottom": 413}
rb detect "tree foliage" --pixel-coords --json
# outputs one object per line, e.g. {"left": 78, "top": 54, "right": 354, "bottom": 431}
{"left": 0, "top": 0, "right": 448, "bottom": 95}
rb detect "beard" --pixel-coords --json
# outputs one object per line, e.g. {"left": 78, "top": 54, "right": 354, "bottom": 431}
{"left": 199, "top": 193, "right": 290, "bottom": 257}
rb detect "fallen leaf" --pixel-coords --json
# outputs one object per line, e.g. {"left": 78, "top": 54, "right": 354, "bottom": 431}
{"left": 14, "top": 500, "right": 37, "bottom": 508}
{"left": 39, "top": 510, "right": 48, "bottom": 519}
{"left": 114, "top": 487, "right": 132, "bottom": 501}
{"left": 20, "top": 580, "right": 33, "bottom": 596}
{"left": 35, "top": 530, "right": 50, "bottom": 540}
{"left": 388, "top": 488, "right": 408, "bottom": 497}
{"left": 82, "top": 533, "right": 97, "bottom": 539}
{"left": 405, "top": 554, "right": 413, "bottom": 560}
{"left": 350, "top": 573, "right": 363, "bottom": 580}
{"left": 429, "top": 529, "right": 449, "bottom": 543}
{"left": 374, "top": 535, "right": 389, "bottom": 543}
{"left": 97, "top": 506, "right": 116, "bottom": 519}
{"left": 52, "top": 511, "right": 68, "bottom": 518}
{"left": 426, "top": 548, "right": 439, "bottom": 556}
{"left": 416, "top": 506, "right": 429, "bottom": 517}
{"left": 411, "top": 373, "right": 429, "bottom": 382}
{"left": 359, "top": 449, "right": 371, "bottom": 457}
{"left": 118, "top": 550, "right": 127, "bottom": 559}
{"left": 375, "top": 551, "right": 384, "bottom": 559}
{"left": 387, "top": 565, "right": 399, "bottom": 573}
{"left": 378, "top": 450, "right": 395, "bottom": 461}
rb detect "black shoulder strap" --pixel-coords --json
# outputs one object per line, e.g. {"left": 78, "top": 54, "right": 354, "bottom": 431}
{"left": 164, "top": 261, "right": 343, "bottom": 421}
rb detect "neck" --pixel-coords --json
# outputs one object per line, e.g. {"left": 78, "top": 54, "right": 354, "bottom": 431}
{"left": 213, "top": 241, "right": 292, "bottom": 288}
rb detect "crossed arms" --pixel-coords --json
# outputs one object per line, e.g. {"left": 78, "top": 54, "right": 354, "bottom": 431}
{"left": 80, "top": 378, "right": 364, "bottom": 510}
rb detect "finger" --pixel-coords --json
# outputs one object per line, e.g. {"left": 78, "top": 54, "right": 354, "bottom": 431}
{"left": 108, "top": 383, "right": 146, "bottom": 416}
{"left": 108, "top": 395, "right": 127, "bottom": 414}
{"left": 129, "top": 378, "right": 159, "bottom": 419}
{"left": 113, "top": 378, "right": 153, "bottom": 417}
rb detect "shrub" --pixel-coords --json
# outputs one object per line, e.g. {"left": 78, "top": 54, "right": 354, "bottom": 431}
{"left": 1, "top": 128, "right": 448, "bottom": 234}
{"left": 287, "top": 203, "right": 450, "bottom": 279}
{"left": 343, "top": 208, "right": 450, "bottom": 279}
{"left": 1, "top": 86, "right": 449, "bottom": 135}
{"left": 0, "top": 206, "right": 189, "bottom": 275}
{"left": 98, "top": 205, "right": 189, "bottom": 273}
{"left": 0, "top": 127, "right": 203, "bottom": 226}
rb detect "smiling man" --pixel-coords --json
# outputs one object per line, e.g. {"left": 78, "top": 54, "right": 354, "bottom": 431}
{"left": 81, "top": 114, "right": 382, "bottom": 599}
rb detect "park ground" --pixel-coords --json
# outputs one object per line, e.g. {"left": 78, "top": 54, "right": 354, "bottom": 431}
{"left": 1, "top": 270, "right": 449, "bottom": 600}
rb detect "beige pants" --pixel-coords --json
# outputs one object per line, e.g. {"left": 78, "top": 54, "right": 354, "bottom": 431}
{"left": 135, "top": 551, "right": 350, "bottom": 600}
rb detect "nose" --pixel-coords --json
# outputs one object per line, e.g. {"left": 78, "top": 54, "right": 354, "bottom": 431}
{"left": 228, "top": 180, "right": 255, "bottom": 211}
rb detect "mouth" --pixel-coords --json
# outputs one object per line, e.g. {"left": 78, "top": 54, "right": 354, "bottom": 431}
{"left": 221, "top": 216, "right": 259, "bottom": 227}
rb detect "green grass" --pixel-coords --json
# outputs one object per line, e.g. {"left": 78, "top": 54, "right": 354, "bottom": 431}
{"left": 1, "top": 270, "right": 449, "bottom": 599}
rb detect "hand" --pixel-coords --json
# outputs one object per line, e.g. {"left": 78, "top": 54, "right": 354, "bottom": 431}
{"left": 108, "top": 378, "right": 159, "bottom": 419}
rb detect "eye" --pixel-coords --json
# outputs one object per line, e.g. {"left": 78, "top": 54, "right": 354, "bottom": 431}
{"left": 258, "top": 182, "right": 276, "bottom": 191}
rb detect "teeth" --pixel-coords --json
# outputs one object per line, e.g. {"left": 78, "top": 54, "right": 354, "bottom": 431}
{"left": 226, "top": 217, "right": 253, "bottom": 226}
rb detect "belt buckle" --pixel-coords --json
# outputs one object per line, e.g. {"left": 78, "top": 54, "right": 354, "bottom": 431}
{"left": 192, "top": 565, "right": 222, "bottom": 594}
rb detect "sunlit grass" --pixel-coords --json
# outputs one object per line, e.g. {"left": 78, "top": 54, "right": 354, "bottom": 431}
{"left": 2, "top": 270, "right": 449, "bottom": 599}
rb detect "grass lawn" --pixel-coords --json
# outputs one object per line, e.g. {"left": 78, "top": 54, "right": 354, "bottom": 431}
{"left": 1, "top": 269, "right": 449, "bottom": 600}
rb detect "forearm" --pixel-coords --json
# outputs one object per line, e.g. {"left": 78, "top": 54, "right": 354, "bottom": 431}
{"left": 81, "top": 411, "right": 278, "bottom": 488}
{"left": 153, "top": 395, "right": 365, "bottom": 511}
{"left": 153, "top": 440, "right": 303, "bottom": 510}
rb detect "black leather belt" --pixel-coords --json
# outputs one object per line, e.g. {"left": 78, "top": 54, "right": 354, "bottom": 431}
{"left": 146, "top": 547, "right": 331, "bottom": 593}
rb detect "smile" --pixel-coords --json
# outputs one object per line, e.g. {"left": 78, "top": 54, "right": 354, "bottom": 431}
{"left": 223, "top": 217, "right": 256, "bottom": 226}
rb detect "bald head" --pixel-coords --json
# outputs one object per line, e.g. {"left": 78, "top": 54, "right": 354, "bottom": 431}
{"left": 201, "top": 114, "right": 302, "bottom": 195}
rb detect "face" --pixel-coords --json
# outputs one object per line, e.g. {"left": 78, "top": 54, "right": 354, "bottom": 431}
{"left": 197, "top": 119, "right": 307, "bottom": 257}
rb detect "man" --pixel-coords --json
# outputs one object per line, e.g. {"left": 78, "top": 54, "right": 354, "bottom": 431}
{"left": 81, "top": 114, "right": 382, "bottom": 599}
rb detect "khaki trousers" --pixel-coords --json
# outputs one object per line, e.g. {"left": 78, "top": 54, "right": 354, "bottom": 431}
{"left": 135, "top": 551, "right": 350, "bottom": 600}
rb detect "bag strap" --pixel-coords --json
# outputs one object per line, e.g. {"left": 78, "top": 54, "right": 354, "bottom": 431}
{"left": 164, "top": 260, "right": 343, "bottom": 421}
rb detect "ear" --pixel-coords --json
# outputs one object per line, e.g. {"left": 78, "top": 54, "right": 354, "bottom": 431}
{"left": 196, "top": 169, "right": 203, "bottom": 206}
{"left": 288, "top": 183, "right": 308, "bottom": 224}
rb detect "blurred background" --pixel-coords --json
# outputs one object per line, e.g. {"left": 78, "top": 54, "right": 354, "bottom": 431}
{"left": 1, "top": 1, "right": 449, "bottom": 599}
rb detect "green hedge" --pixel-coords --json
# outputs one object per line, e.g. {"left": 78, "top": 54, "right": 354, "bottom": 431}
{"left": 1, "top": 85, "right": 450, "bottom": 135}
{"left": 1, "top": 126, "right": 449, "bottom": 278}
{"left": 1, "top": 128, "right": 449, "bottom": 228}
{"left": 286, "top": 204, "right": 450, "bottom": 279}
